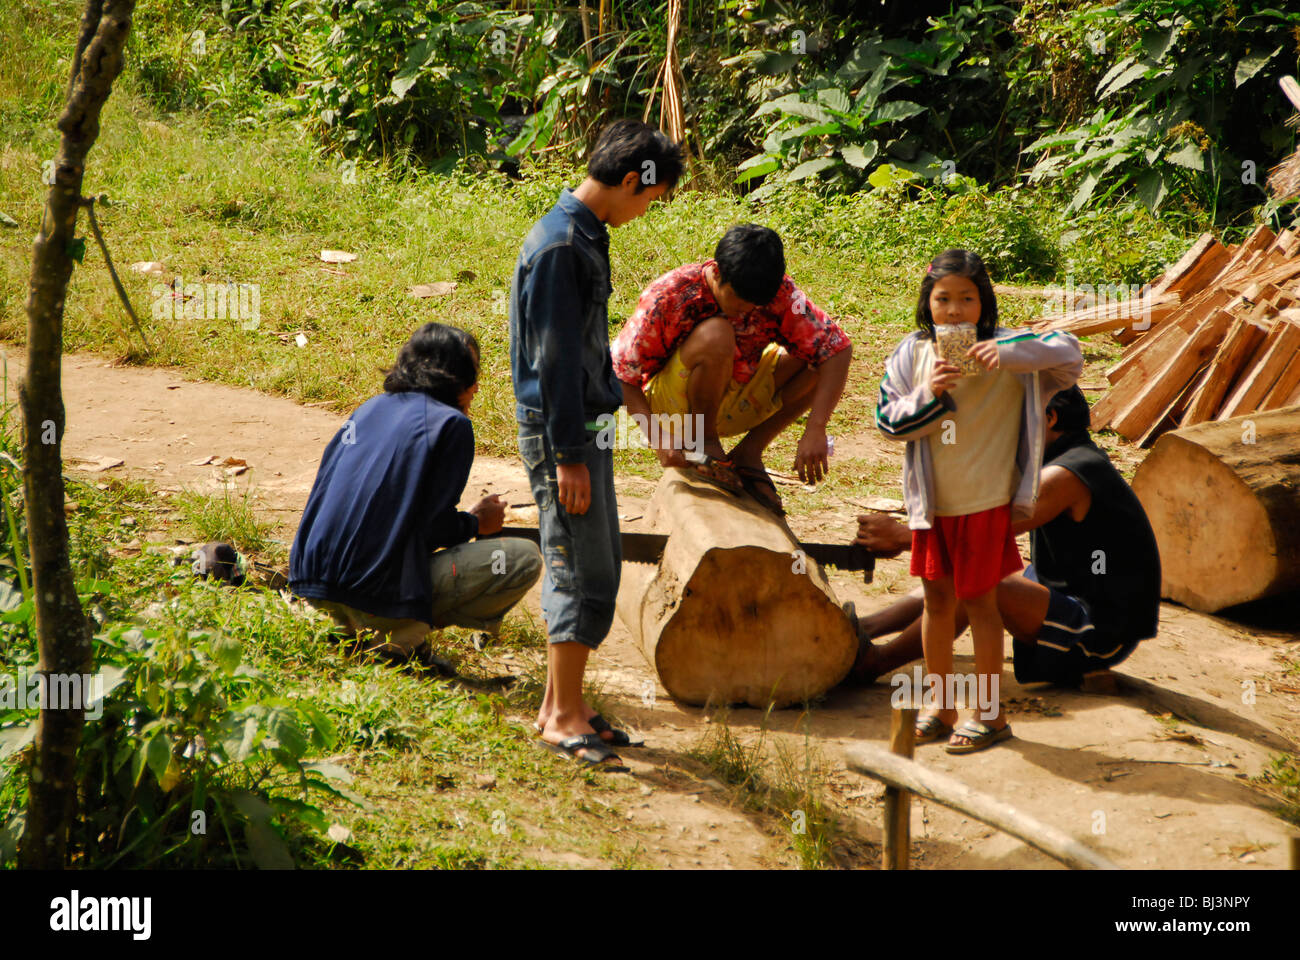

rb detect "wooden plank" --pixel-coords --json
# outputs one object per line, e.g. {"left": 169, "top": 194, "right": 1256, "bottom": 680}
{"left": 1112, "top": 324, "right": 1140, "bottom": 346}
{"left": 1242, "top": 257, "right": 1300, "bottom": 291}
{"left": 1150, "top": 233, "right": 1227, "bottom": 296}
{"left": 1217, "top": 316, "right": 1300, "bottom": 419}
{"left": 1107, "top": 287, "right": 1231, "bottom": 384}
{"left": 1181, "top": 316, "right": 1270, "bottom": 426}
{"left": 1111, "top": 311, "right": 1233, "bottom": 440}
{"left": 1093, "top": 324, "right": 1194, "bottom": 429}
{"left": 1267, "top": 226, "right": 1299, "bottom": 257}
{"left": 844, "top": 744, "right": 1119, "bottom": 870}
{"left": 1138, "top": 361, "right": 1212, "bottom": 448}
{"left": 1259, "top": 349, "right": 1300, "bottom": 412}
{"left": 1034, "top": 292, "right": 1180, "bottom": 336}
{"left": 1208, "top": 224, "right": 1277, "bottom": 287}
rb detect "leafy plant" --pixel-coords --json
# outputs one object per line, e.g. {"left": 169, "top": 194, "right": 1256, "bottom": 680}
{"left": 737, "top": 4, "right": 1017, "bottom": 198}
{"left": 295, "top": 0, "right": 552, "bottom": 169}
{"left": 1021, "top": 0, "right": 1300, "bottom": 219}
{"left": 1, "top": 622, "right": 358, "bottom": 868}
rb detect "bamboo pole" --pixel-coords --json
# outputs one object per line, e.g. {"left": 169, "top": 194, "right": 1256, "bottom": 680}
{"left": 881, "top": 707, "right": 917, "bottom": 869}
{"left": 846, "top": 743, "right": 1120, "bottom": 870}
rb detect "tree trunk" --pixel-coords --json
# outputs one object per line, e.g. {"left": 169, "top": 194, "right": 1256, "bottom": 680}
{"left": 615, "top": 469, "right": 857, "bottom": 709}
{"left": 1131, "top": 407, "right": 1300, "bottom": 613}
{"left": 18, "top": 0, "right": 134, "bottom": 870}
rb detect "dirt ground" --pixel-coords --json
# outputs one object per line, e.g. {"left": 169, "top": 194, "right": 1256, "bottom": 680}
{"left": 15, "top": 346, "right": 1300, "bottom": 870}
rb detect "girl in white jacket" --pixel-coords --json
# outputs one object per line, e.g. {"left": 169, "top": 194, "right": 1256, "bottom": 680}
{"left": 876, "top": 250, "right": 1082, "bottom": 753}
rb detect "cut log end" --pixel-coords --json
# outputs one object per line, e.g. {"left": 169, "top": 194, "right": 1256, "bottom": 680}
{"left": 1132, "top": 408, "right": 1300, "bottom": 612}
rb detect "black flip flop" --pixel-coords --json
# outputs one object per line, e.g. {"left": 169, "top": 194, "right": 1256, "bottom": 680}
{"left": 735, "top": 466, "right": 786, "bottom": 516}
{"left": 542, "top": 734, "right": 629, "bottom": 772}
{"left": 589, "top": 713, "right": 644, "bottom": 747}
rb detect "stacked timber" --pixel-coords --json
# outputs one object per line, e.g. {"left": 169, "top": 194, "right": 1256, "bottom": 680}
{"left": 1035, "top": 224, "right": 1300, "bottom": 446}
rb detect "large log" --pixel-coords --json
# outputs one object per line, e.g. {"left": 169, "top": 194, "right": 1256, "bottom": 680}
{"left": 1131, "top": 408, "right": 1300, "bottom": 612}
{"left": 615, "top": 469, "right": 857, "bottom": 708}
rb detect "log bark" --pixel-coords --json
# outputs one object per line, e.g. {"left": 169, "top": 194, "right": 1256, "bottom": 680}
{"left": 18, "top": 0, "right": 134, "bottom": 870}
{"left": 1131, "top": 408, "right": 1300, "bottom": 612}
{"left": 614, "top": 469, "right": 857, "bottom": 708}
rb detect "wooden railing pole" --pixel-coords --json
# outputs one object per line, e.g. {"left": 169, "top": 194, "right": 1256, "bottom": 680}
{"left": 882, "top": 707, "right": 917, "bottom": 869}
{"left": 847, "top": 743, "right": 1119, "bottom": 870}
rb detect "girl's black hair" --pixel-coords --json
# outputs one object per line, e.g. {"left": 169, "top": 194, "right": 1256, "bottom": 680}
{"left": 383, "top": 322, "right": 480, "bottom": 409}
{"left": 915, "top": 248, "right": 998, "bottom": 342}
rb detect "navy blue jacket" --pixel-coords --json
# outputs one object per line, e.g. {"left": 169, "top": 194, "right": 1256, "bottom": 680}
{"left": 289, "top": 391, "right": 478, "bottom": 622}
{"left": 509, "top": 188, "right": 624, "bottom": 463}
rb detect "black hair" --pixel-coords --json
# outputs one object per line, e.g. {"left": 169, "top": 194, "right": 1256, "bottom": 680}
{"left": 588, "top": 119, "right": 685, "bottom": 193}
{"left": 1046, "top": 385, "right": 1092, "bottom": 434}
{"left": 915, "top": 248, "right": 998, "bottom": 342}
{"left": 714, "top": 223, "right": 786, "bottom": 305}
{"left": 383, "top": 322, "right": 480, "bottom": 409}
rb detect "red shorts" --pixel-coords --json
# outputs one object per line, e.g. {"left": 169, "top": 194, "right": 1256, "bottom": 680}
{"left": 910, "top": 504, "right": 1023, "bottom": 600}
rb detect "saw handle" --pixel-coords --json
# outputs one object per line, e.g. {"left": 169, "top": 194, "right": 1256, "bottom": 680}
{"left": 851, "top": 542, "right": 876, "bottom": 584}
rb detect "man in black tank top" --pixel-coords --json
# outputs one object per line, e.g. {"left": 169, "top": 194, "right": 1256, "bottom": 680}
{"left": 849, "top": 386, "right": 1161, "bottom": 689}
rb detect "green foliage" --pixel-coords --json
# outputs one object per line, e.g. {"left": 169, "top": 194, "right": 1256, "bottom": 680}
{"left": 1257, "top": 753, "right": 1300, "bottom": 827}
{"left": 0, "top": 618, "right": 356, "bottom": 868}
{"left": 738, "top": 3, "right": 1016, "bottom": 196}
{"left": 173, "top": 486, "right": 277, "bottom": 558}
{"left": 128, "top": 0, "right": 304, "bottom": 118}
{"left": 1021, "top": 0, "right": 1300, "bottom": 219}
{"left": 294, "top": 1, "right": 554, "bottom": 168}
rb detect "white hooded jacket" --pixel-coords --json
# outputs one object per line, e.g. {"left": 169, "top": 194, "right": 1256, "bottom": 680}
{"left": 876, "top": 327, "right": 1084, "bottom": 530}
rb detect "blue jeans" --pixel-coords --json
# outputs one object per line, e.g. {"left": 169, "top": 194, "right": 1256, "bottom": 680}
{"left": 518, "top": 416, "right": 621, "bottom": 649}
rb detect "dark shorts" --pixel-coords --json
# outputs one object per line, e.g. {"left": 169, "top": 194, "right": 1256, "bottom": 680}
{"left": 1012, "top": 564, "right": 1139, "bottom": 685}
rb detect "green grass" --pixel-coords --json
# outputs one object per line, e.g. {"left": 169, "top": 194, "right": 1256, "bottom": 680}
{"left": 172, "top": 485, "right": 278, "bottom": 557}
{"left": 0, "top": 0, "right": 1198, "bottom": 468}
{"left": 687, "top": 707, "right": 862, "bottom": 869}
{"left": 0, "top": 471, "right": 703, "bottom": 869}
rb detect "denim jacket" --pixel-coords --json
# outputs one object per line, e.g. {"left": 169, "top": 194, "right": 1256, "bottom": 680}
{"left": 509, "top": 188, "right": 624, "bottom": 464}
{"left": 876, "top": 327, "right": 1083, "bottom": 530}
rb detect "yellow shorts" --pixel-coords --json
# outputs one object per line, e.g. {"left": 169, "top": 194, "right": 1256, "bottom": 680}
{"left": 643, "top": 342, "right": 784, "bottom": 438}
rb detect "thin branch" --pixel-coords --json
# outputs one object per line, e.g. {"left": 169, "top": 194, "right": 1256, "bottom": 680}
{"left": 79, "top": 194, "right": 152, "bottom": 353}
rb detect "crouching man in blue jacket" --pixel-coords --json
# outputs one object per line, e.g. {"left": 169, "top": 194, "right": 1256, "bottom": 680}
{"left": 290, "top": 322, "right": 542, "bottom": 669}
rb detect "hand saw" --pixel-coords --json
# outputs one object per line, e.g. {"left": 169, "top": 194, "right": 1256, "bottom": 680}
{"left": 488, "top": 527, "right": 878, "bottom": 583}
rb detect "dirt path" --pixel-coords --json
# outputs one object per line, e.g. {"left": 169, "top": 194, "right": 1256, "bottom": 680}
{"left": 15, "top": 345, "right": 1300, "bottom": 869}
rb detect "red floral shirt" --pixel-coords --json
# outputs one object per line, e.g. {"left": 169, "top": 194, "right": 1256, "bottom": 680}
{"left": 611, "top": 260, "right": 851, "bottom": 387}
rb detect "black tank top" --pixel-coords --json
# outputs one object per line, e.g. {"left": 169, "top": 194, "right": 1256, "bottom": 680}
{"left": 1029, "top": 432, "right": 1161, "bottom": 641}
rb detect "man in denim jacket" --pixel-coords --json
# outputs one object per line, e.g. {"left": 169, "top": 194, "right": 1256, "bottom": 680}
{"left": 509, "top": 120, "right": 683, "bottom": 769}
